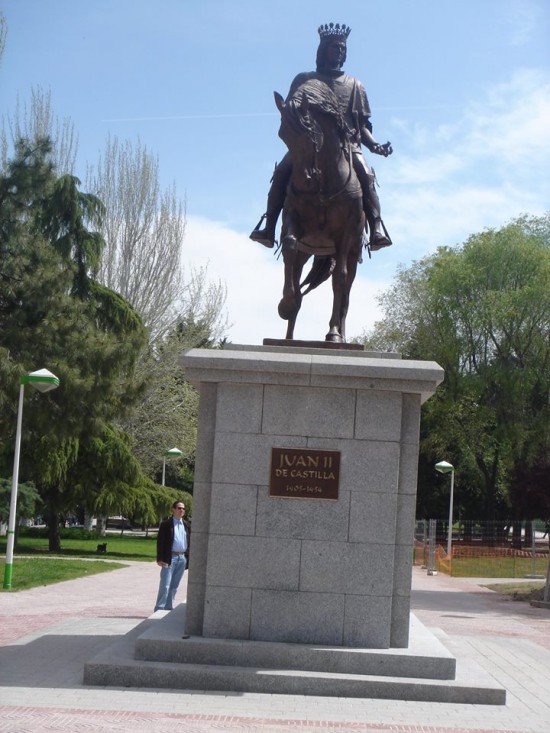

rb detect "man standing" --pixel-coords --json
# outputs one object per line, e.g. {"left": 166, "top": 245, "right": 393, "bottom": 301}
{"left": 154, "top": 500, "right": 190, "bottom": 612}
{"left": 250, "top": 22, "right": 393, "bottom": 252}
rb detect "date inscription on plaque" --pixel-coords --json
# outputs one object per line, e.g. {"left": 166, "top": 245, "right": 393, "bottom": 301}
{"left": 269, "top": 447, "right": 340, "bottom": 500}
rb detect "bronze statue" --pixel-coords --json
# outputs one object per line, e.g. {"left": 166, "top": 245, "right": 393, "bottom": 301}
{"left": 250, "top": 22, "right": 393, "bottom": 252}
{"left": 251, "top": 23, "right": 393, "bottom": 343}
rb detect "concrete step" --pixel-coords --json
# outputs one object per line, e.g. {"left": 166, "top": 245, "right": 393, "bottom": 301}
{"left": 83, "top": 606, "right": 506, "bottom": 705}
{"left": 84, "top": 644, "right": 505, "bottom": 704}
{"left": 135, "top": 607, "right": 456, "bottom": 680}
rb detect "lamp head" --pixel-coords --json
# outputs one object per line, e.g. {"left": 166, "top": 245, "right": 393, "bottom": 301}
{"left": 435, "top": 460, "right": 454, "bottom": 474}
{"left": 21, "top": 368, "right": 60, "bottom": 393}
{"left": 164, "top": 447, "right": 183, "bottom": 458}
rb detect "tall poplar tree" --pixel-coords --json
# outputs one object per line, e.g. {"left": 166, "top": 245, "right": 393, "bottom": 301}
{"left": 86, "top": 135, "right": 186, "bottom": 341}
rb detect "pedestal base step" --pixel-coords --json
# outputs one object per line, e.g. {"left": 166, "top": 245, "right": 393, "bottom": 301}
{"left": 83, "top": 607, "right": 505, "bottom": 705}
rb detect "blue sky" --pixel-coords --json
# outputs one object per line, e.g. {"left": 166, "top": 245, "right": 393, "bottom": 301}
{"left": 1, "top": 0, "right": 549, "bottom": 343}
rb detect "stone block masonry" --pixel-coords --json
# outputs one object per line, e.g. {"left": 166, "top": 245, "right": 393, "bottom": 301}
{"left": 180, "top": 345, "right": 443, "bottom": 648}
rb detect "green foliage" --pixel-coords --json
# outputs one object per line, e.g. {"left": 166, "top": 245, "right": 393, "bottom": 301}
{"left": 0, "top": 531, "right": 158, "bottom": 560}
{"left": 364, "top": 215, "right": 550, "bottom": 520}
{"left": 120, "top": 325, "right": 202, "bottom": 480}
{"left": 127, "top": 481, "right": 194, "bottom": 526}
{"left": 0, "top": 137, "right": 147, "bottom": 550}
{"left": 449, "top": 556, "right": 548, "bottom": 578}
{"left": 0, "top": 478, "right": 41, "bottom": 523}
{"left": 0, "top": 557, "right": 126, "bottom": 591}
{"left": 18, "top": 525, "right": 96, "bottom": 540}
{"left": 0, "top": 120, "right": 227, "bottom": 551}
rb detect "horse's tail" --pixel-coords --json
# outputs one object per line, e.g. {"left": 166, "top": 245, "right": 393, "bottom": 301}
{"left": 300, "top": 256, "right": 335, "bottom": 295}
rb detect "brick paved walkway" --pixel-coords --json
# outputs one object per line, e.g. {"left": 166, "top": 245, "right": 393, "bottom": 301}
{"left": 0, "top": 708, "right": 532, "bottom": 733}
{"left": 1, "top": 561, "right": 549, "bottom": 733}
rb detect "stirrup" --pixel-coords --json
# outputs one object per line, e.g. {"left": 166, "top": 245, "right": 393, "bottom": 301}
{"left": 368, "top": 219, "right": 392, "bottom": 252}
{"left": 252, "top": 212, "right": 267, "bottom": 231}
{"left": 250, "top": 213, "right": 275, "bottom": 248}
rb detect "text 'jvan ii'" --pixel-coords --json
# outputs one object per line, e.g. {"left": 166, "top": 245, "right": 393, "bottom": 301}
{"left": 270, "top": 447, "right": 340, "bottom": 500}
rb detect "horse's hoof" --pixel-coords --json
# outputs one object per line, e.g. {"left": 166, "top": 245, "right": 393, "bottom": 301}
{"left": 325, "top": 331, "right": 344, "bottom": 343}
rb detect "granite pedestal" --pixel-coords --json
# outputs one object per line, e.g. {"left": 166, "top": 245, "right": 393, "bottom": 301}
{"left": 181, "top": 344, "right": 444, "bottom": 649}
{"left": 84, "top": 344, "right": 505, "bottom": 702}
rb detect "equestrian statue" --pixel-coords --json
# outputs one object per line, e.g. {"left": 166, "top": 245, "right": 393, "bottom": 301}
{"left": 250, "top": 22, "right": 393, "bottom": 343}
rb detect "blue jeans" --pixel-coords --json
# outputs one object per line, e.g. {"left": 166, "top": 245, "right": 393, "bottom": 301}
{"left": 154, "top": 554, "right": 187, "bottom": 611}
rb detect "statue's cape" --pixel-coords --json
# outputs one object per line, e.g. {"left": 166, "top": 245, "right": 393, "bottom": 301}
{"left": 287, "top": 71, "right": 372, "bottom": 142}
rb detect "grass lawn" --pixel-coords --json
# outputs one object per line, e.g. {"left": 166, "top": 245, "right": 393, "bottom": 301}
{"left": 449, "top": 555, "right": 548, "bottom": 578}
{"left": 0, "top": 532, "right": 157, "bottom": 561}
{"left": 0, "top": 531, "right": 156, "bottom": 592}
{"left": 483, "top": 581, "right": 545, "bottom": 602}
{"left": 1, "top": 557, "right": 128, "bottom": 591}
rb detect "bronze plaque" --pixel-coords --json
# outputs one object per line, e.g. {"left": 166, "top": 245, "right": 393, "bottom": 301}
{"left": 269, "top": 447, "right": 340, "bottom": 500}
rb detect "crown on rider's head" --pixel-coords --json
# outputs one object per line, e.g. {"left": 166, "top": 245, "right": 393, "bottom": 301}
{"left": 317, "top": 23, "right": 351, "bottom": 40}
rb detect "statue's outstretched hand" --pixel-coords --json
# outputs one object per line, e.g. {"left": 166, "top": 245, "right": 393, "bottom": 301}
{"left": 372, "top": 141, "right": 393, "bottom": 157}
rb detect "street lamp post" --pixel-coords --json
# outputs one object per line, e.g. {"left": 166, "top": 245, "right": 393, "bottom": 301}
{"left": 161, "top": 447, "right": 183, "bottom": 486}
{"left": 3, "top": 369, "right": 60, "bottom": 589}
{"left": 435, "top": 460, "right": 455, "bottom": 557}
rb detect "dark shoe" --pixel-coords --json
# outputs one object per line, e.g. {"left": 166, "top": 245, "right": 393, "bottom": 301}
{"left": 368, "top": 219, "right": 392, "bottom": 251}
{"left": 369, "top": 232, "right": 392, "bottom": 250}
{"left": 250, "top": 228, "right": 275, "bottom": 248}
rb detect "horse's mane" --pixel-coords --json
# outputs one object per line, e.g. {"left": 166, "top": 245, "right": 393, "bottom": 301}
{"left": 286, "top": 79, "right": 350, "bottom": 143}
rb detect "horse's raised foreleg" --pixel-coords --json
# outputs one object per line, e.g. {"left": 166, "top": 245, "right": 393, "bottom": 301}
{"left": 278, "top": 232, "right": 308, "bottom": 340}
{"left": 277, "top": 235, "right": 300, "bottom": 321}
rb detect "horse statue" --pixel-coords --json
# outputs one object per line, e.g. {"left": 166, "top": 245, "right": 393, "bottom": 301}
{"left": 274, "top": 79, "right": 365, "bottom": 343}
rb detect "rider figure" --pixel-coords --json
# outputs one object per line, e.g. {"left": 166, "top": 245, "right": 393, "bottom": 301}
{"left": 250, "top": 22, "right": 393, "bottom": 252}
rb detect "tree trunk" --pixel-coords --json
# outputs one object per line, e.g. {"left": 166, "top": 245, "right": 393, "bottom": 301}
{"left": 95, "top": 516, "right": 107, "bottom": 537}
{"left": 47, "top": 508, "right": 61, "bottom": 552}
{"left": 511, "top": 520, "right": 523, "bottom": 550}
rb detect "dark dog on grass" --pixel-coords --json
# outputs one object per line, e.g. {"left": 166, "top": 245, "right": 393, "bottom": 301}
{"left": 96, "top": 543, "right": 107, "bottom": 555}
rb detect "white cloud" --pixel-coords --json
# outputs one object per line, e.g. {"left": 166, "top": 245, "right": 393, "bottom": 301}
{"left": 388, "top": 69, "right": 549, "bottom": 182}
{"left": 384, "top": 68, "right": 550, "bottom": 259}
{"left": 463, "top": 70, "right": 550, "bottom": 166}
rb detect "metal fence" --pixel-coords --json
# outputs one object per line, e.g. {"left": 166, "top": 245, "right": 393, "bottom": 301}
{"left": 414, "top": 519, "right": 550, "bottom": 578}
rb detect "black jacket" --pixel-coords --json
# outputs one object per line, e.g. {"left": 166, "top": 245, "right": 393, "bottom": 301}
{"left": 156, "top": 517, "right": 191, "bottom": 566}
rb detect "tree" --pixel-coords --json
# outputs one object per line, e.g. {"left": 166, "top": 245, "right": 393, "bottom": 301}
{"left": 0, "top": 11, "right": 6, "bottom": 67}
{"left": 65, "top": 423, "right": 145, "bottom": 536}
{"left": 1, "top": 86, "right": 78, "bottom": 175}
{"left": 363, "top": 215, "right": 550, "bottom": 522}
{"left": 85, "top": 138, "right": 229, "bottom": 486}
{"left": 120, "top": 274, "right": 228, "bottom": 485}
{"left": 0, "top": 138, "right": 147, "bottom": 551}
{"left": 86, "top": 136, "right": 186, "bottom": 340}
{"left": 0, "top": 84, "right": 228, "bottom": 543}
{"left": 0, "top": 478, "right": 41, "bottom": 548}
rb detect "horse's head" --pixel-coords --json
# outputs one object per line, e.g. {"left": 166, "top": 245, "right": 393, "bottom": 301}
{"left": 274, "top": 80, "right": 350, "bottom": 157}
{"left": 274, "top": 89, "right": 323, "bottom": 153}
